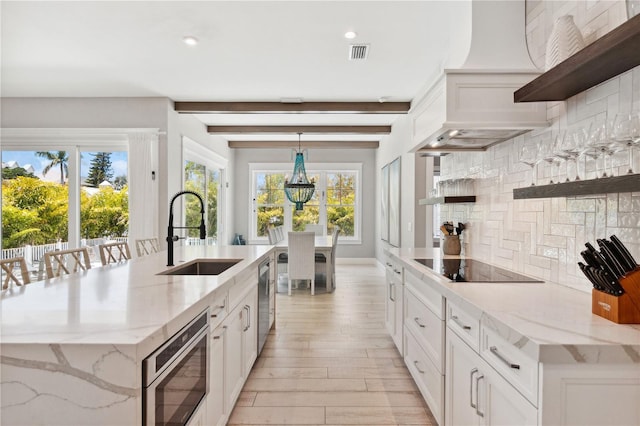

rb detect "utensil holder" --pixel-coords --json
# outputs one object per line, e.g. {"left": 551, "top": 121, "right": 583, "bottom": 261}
{"left": 442, "top": 235, "right": 461, "bottom": 255}
{"left": 592, "top": 268, "right": 640, "bottom": 324}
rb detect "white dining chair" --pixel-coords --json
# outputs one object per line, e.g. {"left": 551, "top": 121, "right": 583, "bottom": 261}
{"left": 286, "top": 232, "right": 316, "bottom": 296}
{"left": 304, "top": 223, "right": 325, "bottom": 236}
{"left": 267, "top": 227, "right": 278, "bottom": 244}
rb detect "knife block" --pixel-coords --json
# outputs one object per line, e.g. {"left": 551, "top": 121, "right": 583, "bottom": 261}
{"left": 592, "top": 268, "right": 640, "bottom": 324}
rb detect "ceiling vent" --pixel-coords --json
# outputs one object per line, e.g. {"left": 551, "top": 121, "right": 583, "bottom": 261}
{"left": 349, "top": 44, "right": 369, "bottom": 60}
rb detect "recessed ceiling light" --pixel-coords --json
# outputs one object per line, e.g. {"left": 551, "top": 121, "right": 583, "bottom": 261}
{"left": 344, "top": 31, "right": 357, "bottom": 39}
{"left": 183, "top": 36, "right": 199, "bottom": 46}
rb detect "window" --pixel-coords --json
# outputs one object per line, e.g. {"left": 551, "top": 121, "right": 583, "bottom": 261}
{"left": 1, "top": 133, "right": 134, "bottom": 271}
{"left": 184, "top": 160, "right": 220, "bottom": 243}
{"left": 255, "top": 172, "right": 286, "bottom": 237}
{"left": 183, "top": 137, "right": 226, "bottom": 245}
{"left": 250, "top": 163, "right": 361, "bottom": 244}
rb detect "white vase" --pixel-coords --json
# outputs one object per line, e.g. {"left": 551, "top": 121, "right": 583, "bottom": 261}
{"left": 545, "top": 15, "right": 585, "bottom": 71}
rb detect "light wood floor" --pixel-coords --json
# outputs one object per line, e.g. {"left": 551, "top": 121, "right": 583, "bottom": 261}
{"left": 228, "top": 264, "right": 437, "bottom": 425}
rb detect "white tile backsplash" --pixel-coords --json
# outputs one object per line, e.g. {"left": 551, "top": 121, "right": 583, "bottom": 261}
{"left": 439, "top": 0, "right": 638, "bottom": 292}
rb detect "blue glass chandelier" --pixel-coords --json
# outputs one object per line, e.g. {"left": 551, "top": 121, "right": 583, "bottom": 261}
{"left": 284, "top": 133, "right": 315, "bottom": 210}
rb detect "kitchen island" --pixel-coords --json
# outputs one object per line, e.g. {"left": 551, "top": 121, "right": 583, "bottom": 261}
{"left": 385, "top": 247, "right": 640, "bottom": 425}
{"left": 0, "top": 245, "right": 273, "bottom": 426}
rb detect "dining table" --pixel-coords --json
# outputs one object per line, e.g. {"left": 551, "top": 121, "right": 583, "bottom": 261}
{"left": 273, "top": 235, "right": 334, "bottom": 292}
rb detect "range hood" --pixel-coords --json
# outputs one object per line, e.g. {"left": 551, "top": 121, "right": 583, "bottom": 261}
{"left": 412, "top": 0, "right": 548, "bottom": 153}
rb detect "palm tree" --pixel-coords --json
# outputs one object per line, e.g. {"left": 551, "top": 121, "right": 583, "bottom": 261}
{"left": 36, "top": 151, "right": 69, "bottom": 184}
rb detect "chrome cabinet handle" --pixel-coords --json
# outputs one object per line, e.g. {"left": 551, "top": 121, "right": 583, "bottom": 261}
{"left": 213, "top": 325, "right": 228, "bottom": 340}
{"left": 451, "top": 315, "right": 472, "bottom": 330}
{"left": 211, "top": 303, "right": 226, "bottom": 318}
{"left": 386, "top": 262, "right": 393, "bottom": 267}
{"left": 414, "top": 317, "right": 426, "bottom": 328}
{"left": 389, "top": 282, "right": 395, "bottom": 302}
{"left": 413, "top": 360, "right": 425, "bottom": 374}
{"left": 490, "top": 346, "right": 521, "bottom": 369}
{"left": 394, "top": 268, "right": 401, "bottom": 275}
{"left": 475, "top": 374, "right": 485, "bottom": 418}
{"left": 243, "top": 305, "right": 251, "bottom": 331}
{"left": 470, "top": 368, "right": 478, "bottom": 410}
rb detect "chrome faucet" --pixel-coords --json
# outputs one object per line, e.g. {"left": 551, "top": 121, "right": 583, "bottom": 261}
{"left": 167, "top": 190, "right": 206, "bottom": 266}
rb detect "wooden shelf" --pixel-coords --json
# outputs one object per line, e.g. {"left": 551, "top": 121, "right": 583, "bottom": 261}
{"left": 513, "top": 174, "right": 640, "bottom": 199}
{"left": 419, "top": 196, "right": 476, "bottom": 205}
{"left": 515, "top": 14, "right": 640, "bottom": 103}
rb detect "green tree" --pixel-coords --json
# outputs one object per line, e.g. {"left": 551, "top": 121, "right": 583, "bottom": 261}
{"left": 1, "top": 176, "right": 68, "bottom": 248}
{"left": 2, "top": 166, "right": 36, "bottom": 180}
{"left": 80, "top": 185, "right": 129, "bottom": 238}
{"left": 36, "top": 151, "right": 69, "bottom": 184}
{"left": 113, "top": 175, "right": 128, "bottom": 190}
{"left": 85, "top": 152, "right": 114, "bottom": 187}
{"left": 184, "top": 161, "right": 206, "bottom": 238}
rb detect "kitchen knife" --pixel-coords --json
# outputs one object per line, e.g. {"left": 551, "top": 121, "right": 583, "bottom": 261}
{"left": 580, "top": 249, "right": 617, "bottom": 281}
{"left": 597, "top": 240, "right": 627, "bottom": 279}
{"left": 578, "top": 262, "right": 603, "bottom": 292}
{"left": 610, "top": 235, "right": 638, "bottom": 272}
{"left": 595, "top": 268, "right": 624, "bottom": 296}
{"left": 600, "top": 238, "right": 635, "bottom": 274}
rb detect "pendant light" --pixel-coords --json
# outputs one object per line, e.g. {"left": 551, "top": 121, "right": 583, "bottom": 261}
{"left": 284, "top": 133, "right": 315, "bottom": 211}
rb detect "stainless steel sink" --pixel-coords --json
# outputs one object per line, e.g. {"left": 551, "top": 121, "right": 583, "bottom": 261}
{"left": 160, "top": 259, "right": 242, "bottom": 276}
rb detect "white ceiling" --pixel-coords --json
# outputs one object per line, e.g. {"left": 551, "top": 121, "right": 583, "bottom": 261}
{"left": 1, "top": 1, "right": 464, "bottom": 144}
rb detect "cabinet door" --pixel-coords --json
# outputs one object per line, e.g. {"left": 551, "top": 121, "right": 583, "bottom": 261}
{"left": 207, "top": 324, "right": 226, "bottom": 426}
{"left": 385, "top": 266, "right": 396, "bottom": 338}
{"left": 224, "top": 304, "right": 244, "bottom": 413}
{"left": 446, "top": 328, "right": 481, "bottom": 426}
{"left": 242, "top": 286, "right": 258, "bottom": 376}
{"left": 483, "top": 365, "right": 537, "bottom": 426}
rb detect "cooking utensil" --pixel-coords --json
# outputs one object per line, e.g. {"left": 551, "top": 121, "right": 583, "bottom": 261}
{"left": 610, "top": 235, "right": 638, "bottom": 272}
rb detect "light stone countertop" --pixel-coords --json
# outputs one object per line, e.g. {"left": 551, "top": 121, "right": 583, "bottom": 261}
{"left": 387, "top": 247, "right": 640, "bottom": 364}
{"left": 0, "top": 245, "right": 273, "bottom": 425}
{"left": 1, "top": 245, "right": 272, "bottom": 354}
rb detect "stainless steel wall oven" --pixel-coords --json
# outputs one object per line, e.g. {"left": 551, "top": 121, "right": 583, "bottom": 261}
{"left": 143, "top": 309, "right": 209, "bottom": 426}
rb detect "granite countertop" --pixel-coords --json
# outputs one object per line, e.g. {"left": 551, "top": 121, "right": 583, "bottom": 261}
{"left": 0, "top": 245, "right": 272, "bottom": 356}
{"left": 387, "top": 247, "right": 640, "bottom": 364}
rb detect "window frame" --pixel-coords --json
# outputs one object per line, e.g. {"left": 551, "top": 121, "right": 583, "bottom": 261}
{"left": 0, "top": 128, "right": 139, "bottom": 249}
{"left": 183, "top": 137, "right": 227, "bottom": 244}
{"left": 249, "top": 162, "right": 362, "bottom": 244}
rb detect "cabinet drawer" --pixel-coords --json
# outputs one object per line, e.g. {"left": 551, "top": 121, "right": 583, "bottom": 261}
{"left": 447, "top": 301, "right": 480, "bottom": 352}
{"left": 209, "top": 290, "right": 228, "bottom": 330}
{"left": 404, "top": 328, "right": 444, "bottom": 426}
{"left": 229, "top": 266, "right": 257, "bottom": 308}
{"left": 405, "top": 270, "right": 444, "bottom": 319}
{"left": 480, "top": 326, "right": 538, "bottom": 406}
{"left": 404, "top": 286, "right": 444, "bottom": 372}
{"left": 384, "top": 257, "right": 403, "bottom": 281}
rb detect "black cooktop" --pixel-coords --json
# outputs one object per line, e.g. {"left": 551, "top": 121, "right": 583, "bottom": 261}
{"left": 413, "top": 258, "right": 543, "bottom": 283}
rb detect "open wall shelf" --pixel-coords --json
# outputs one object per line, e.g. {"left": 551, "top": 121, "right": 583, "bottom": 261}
{"left": 513, "top": 174, "right": 640, "bottom": 199}
{"left": 514, "top": 14, "right": 640, "bottom": 103}
{"left": 419, "top": 196, "right": 476, "bottom": 205}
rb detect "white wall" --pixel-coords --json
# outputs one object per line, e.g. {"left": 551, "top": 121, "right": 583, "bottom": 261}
{"left": 233, "top": 148, "right": 376, "bottom": 258}
{"left": 438, "top": 0, "right": 639, "bottom": 292}
{"left": 376, "top": 116, "right": 417, "bottom": 259}
{"left": 0, "top": 97, "right": 235, "bottom": 248}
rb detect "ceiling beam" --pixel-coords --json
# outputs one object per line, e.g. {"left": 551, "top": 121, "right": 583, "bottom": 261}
{"left": 207, "top": 125, "right": 391, "bottom": 134}
{"left": 175, "top": 101, "right": 410, "bottom": 114}
{"left": 228, "top": 140, "right": 379, "bottom": 149}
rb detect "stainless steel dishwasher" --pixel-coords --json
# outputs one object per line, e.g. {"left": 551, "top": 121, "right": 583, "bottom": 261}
{"left": 257, "top": 258, "right": 270, "bottom": 354}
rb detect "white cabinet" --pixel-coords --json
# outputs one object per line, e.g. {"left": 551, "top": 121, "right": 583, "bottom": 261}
{"left": 206, "top": 324, "right": 226, "bottom": 426}
{"left": 242, "top": 285, "right": 258, "bottom": 376}
{"left": 403, "top": 272, "right": 445, "bottom": 425}
{"left": 224, "top": 302, "right": 245, "bottom": 413}
{"left": 384, "top": 256, "right": 403, "bottom": 353}
{"left": 445, "top": 327, "right": 537, "bottom": 426}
